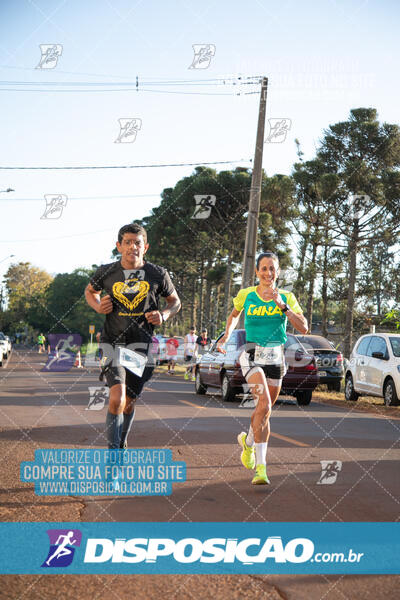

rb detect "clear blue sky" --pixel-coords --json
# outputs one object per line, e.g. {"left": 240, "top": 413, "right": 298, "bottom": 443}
{"left": 0, "top": 0, "right": 398, "bottom": 279}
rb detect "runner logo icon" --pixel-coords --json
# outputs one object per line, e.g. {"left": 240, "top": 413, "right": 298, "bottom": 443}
{"left": 42, "top": 529, "right": 82, "bottom": 568}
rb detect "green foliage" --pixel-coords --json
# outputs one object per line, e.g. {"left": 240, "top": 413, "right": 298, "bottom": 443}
{"left": 381, "top": 309, "right": 400, "bottom": 330}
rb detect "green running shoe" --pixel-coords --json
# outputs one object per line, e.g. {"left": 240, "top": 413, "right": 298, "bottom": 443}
{"left": 237, "top": 431, "right": 255, "bottom": 470}
{"left": 184, "top": 372, "right": 189, "bottom": 380}
{"left": 251, "top": 464, "right": 270, "bottom": 485}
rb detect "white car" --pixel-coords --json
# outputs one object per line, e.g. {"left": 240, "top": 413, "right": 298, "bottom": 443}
{"left": 344, "top": 333, "right": 400, "bottom": 406}
{"left": 0, "top": 341, "right": 7, "bottom": 366}
{"left": 0, "top": 332, "right": 11, "bottom": 356}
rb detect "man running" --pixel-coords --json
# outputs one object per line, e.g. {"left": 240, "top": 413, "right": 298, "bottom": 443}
{"left": 217, "top": 252, "right": 307, "bottom": 485}
{"left": 85, "top": 223, "right": 181, "bottom": 451}
{"left": 166, "top": 334, "right": 179, "bottom": 374}
{"left": 37, "top": 333, "right": 46, "bottom": 354}
{"left": 196, "top": 328, "right": 211, "bottom": 356}
{"left": 183, "top": 326, "right": 197, "bottom": 380}
{"left": 45, "top": 531, "right": 77, "bottom": 566}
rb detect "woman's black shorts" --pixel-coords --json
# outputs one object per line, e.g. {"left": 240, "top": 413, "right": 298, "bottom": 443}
{"left": 239, "top": 347, "right": 286, "bottom": 380}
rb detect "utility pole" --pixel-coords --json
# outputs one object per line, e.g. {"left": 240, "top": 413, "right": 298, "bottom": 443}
{"left": 239, "top": 77, "right": 268, "bottom": 326}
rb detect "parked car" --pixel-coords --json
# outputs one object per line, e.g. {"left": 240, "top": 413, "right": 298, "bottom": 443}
{"left": 175, "top": 336, "right": 185, "bottom": 363}
{"left": 0, "top": 332, "right": 11, "bottom": 357}
{"left": 0, "top": 333, "right": 11, "bottom": 363}
{"left": 295, "top": 334, "right": 344, "bottom": 391}
{"left": 194, "top": 329, "right": 319, "bottom": 406}
{"left": 153, "top": 335, "right": 168, "bottom": 364}
{"left": 344, "top": 333, "right": 400, "bottom": 406}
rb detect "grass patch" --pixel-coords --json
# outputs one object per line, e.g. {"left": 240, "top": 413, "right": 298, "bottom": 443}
{"left": 313, "top": 384, "right": 400, "bottom": 413}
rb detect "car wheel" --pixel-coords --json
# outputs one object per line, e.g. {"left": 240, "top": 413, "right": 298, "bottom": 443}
{"left": 328, "top": 381, "right": 341, "bottom": 392}
{"left": 383, "top": 379, "right": 399, "bottom": 407}
{"left": 195, "top": 370, "right": 207, "bottom": 395}
{"left": 345, "top": 373, "right": 359, "bottom": 402}
{"left": 221, "top": 373, "right": 236, "bottom": 402}
{"left": 296, "top": 390, "right": 312, "bottom": 406}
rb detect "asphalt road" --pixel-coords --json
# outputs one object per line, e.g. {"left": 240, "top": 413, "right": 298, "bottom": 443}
{"left": 0, "top": 348, "right": 399, "bottom": 599}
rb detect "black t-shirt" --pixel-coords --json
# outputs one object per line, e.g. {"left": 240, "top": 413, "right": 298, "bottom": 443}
{"left": 89, "top": 260, "right": 175, "bottom": 345}
{"left": 196, "top": 335, "right": 212, "bottom": 353}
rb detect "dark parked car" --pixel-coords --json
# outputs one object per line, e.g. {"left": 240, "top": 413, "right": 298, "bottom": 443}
{"left": 296, "top": 335, "right": 344, "bottom": 392}
{"left": 194, "top": 329, "right": 319, "bottom": 406}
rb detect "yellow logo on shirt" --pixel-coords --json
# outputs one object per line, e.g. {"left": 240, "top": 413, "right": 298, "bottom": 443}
{"left": 247, "top": 303, "right": 282, "bottom": 317}
{"left": 113, "top": 279, "right": 150, "bottom": 312}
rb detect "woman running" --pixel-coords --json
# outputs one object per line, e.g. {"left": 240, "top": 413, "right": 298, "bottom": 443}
{"left": 217, "top": 252, "right": 308, "bottom": 485}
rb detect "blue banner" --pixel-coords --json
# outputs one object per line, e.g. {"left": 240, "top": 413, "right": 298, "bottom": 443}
{"left": 0, "top": 522, "right": 398, "bottom": 574}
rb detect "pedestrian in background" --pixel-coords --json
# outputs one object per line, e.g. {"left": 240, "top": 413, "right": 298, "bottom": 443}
{"left": 166, "top": 334, "right": 179, "bottom": 374}
{"left": 184, "top": 326, "right": 197, "bottom": 381}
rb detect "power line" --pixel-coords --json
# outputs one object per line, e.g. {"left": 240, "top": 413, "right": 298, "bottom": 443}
{"left": 0, "top": 227, "right": 119, "bottom": 243}
{"left": 0, "top": 87, "right": 242, "bottom": 95}
{"left": 0, "top": 193, "right": 162, "bottom": 202}
{"left": 0, "top": 158, "right": 251, "bottom": 171}
{"left": 0, "top": 66, "right": 262, "bottom": 83}
{"left": 0, "top": 79, "right": 256, "bottom": 86}
{"left": 0, "top": 74, "right": 262, "bottom": 95}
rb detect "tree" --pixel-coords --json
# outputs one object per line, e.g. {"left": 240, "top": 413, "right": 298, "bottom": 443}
{"left": 358, "top": 233, "right": 396, "bottom": 316}
{"left": 42, "top": 269, "right": 104, "bottom": 337}
{"left": 3, "top": 262, "right": 53, "bottom": 325}
{"left": 317, "top": 108, "right": 400, "bottom": 356}
{"left": 292, "top": 158, "right": 340, "bottom": 328}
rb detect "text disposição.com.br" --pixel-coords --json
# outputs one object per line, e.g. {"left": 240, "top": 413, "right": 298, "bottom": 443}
{"left": 83, "top": 536, "right": 365, "bottom": 565}
{"left": 311, "top": 549, "right": 364, "bottom": 563}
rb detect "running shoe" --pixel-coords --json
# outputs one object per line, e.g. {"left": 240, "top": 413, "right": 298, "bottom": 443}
{"left": 184, "top": 372, "right": 189, "bottom": 380}
{"left": 191, "top": 375, "right": 196, "bottom": 381}
{"left": 251, "top": 464, "right": 270, "bottom": 485}
{"left": 237, "top": 431, "right": 255, "bottom": 470}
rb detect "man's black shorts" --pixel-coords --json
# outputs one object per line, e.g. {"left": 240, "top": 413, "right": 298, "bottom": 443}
{"left": 103, "top": 365, "right": 155, "bottom": 398}
{"left": 184, "top": 355, "right": 193, "bottom": 363}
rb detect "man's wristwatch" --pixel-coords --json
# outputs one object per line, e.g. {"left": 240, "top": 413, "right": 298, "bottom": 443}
{"left": 281, "top": 304, "right": 289, "bottom": 313}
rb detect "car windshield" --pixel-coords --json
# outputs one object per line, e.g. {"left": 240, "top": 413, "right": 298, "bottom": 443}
{"left": 0, "top": 333, "right": 5, "bottom": 340}
{"left": 296, "top": 335, "right": 333, "bottom": 350}
{"left": 389, "top": 337, "right": 400, "bottom": 357}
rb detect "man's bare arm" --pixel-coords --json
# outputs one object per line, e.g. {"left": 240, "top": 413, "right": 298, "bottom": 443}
{"left": 145, "top": 290, "right": 181, "bottom": 326}
{"left": 85, "top": 283, "right": 113, "bottom": 314}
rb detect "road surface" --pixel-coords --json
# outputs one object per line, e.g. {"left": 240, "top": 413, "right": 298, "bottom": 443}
{"left": 0, "top": 348, "right": 399, "bottom": 599}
